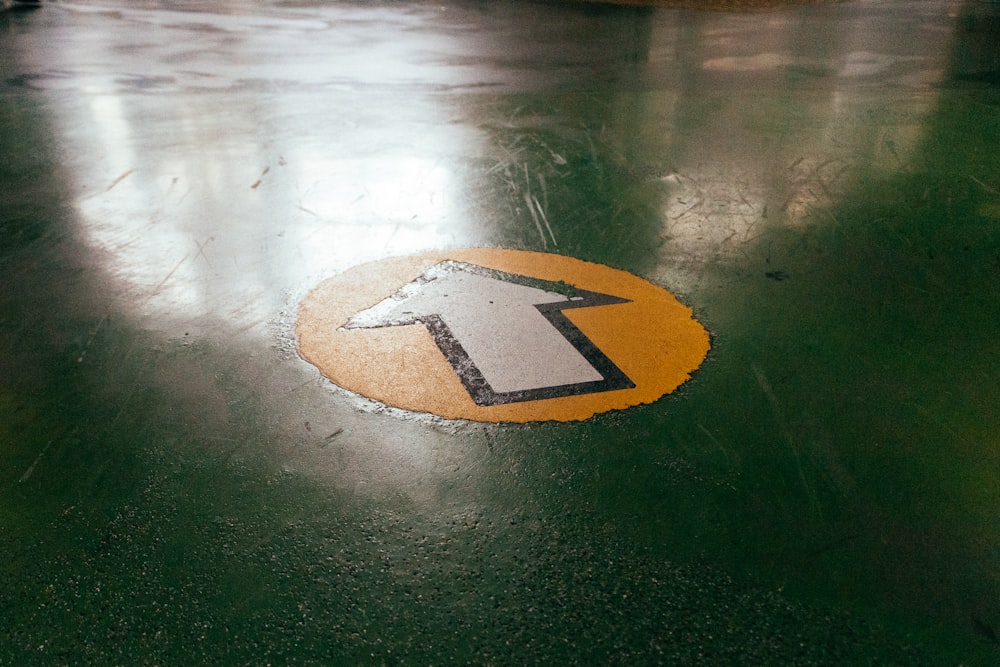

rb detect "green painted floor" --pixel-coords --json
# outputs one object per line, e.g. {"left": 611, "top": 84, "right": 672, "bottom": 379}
{"left": 2, "top": 0, "right": 999, "bottom": 663}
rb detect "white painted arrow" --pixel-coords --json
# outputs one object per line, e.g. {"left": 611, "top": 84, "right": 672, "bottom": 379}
{"left": 344, "top": 261, "right": 633, "bottom": 404}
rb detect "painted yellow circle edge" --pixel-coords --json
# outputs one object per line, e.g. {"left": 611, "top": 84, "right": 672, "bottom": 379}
{"left": 296, "top": 249, "right": 710, "bottom": 423}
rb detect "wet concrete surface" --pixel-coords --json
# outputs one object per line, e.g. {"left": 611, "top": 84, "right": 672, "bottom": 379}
{"left": 2, "top": 0, "right": 1000, "bottom": 663}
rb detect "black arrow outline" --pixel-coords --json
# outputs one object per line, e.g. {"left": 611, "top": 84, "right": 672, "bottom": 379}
{"left": 345, "top": 261, "right": 635, "bottom": 406}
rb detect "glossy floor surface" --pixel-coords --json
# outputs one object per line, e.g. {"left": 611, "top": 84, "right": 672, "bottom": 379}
{"left": 3, "top": 0, "right": 1000, "bottom": 663}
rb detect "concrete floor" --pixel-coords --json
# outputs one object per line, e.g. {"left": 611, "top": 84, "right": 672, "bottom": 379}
{"left": 2, "top": 0, "right": 1000, "bottom": 663}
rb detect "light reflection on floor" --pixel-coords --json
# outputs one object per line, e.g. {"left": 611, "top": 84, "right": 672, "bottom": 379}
{"left": 46, "top": 0, "right": 958, "bottom": 329}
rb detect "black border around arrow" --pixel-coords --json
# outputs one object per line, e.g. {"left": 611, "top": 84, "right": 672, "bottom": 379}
{"left": 347, "top": 261, "right": 636, "bottom": 407}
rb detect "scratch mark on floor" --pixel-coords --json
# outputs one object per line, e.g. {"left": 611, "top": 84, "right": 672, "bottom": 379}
{"left": 524, "top": 191, "right": 548, "bottom": 249}
{"left": 320, "top": 428, "right": 345, "bottom": 447}
{"left": 106, "top": 169, "right": 135, "bottom": 192}
{"left": 752, "top": 363, "right": 821, "bottom": 519}
{"left": 77, "top": 314, "right": 109, "bottom": 364}
{"left": 195, "top": 236, "right": 214, "bottom": 267}
{"left": 698, "top": 422, "right": 737, "bottom": 467}
{"left": 149, "top": 253, "right": 190, "bottom": 298}
{"left": 297, "top": 204, "right": 321, "bottom": 218}
{"left": 532, "top": 194, "right": 557, "bottom": 246}
{"left": 968, "top": 174, "right": 999, "bottom": 195}
{"left": 251, "top": 166, "right": 271, "bottom": 190}
{"left": 20, "top": 428, "right": 76, "bottom": 483}
{"left": 19, "top": 439, "right": 54, "bottom": 483}
{"left": 287, "top": 378, "right": 319, "bottom": 395}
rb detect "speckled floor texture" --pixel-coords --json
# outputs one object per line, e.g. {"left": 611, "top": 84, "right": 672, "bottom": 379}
{"left": 2, "top": 0, "right": 999, "bottom": 663}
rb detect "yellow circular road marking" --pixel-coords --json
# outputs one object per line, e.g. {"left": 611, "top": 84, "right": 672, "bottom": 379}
{"left": 296, "top": 249, "right": 709, "bottom": 423}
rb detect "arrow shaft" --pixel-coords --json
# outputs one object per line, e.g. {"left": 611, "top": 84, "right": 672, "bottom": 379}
{"left": 438, "top": 307, "right": 602, "bottom": 394}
